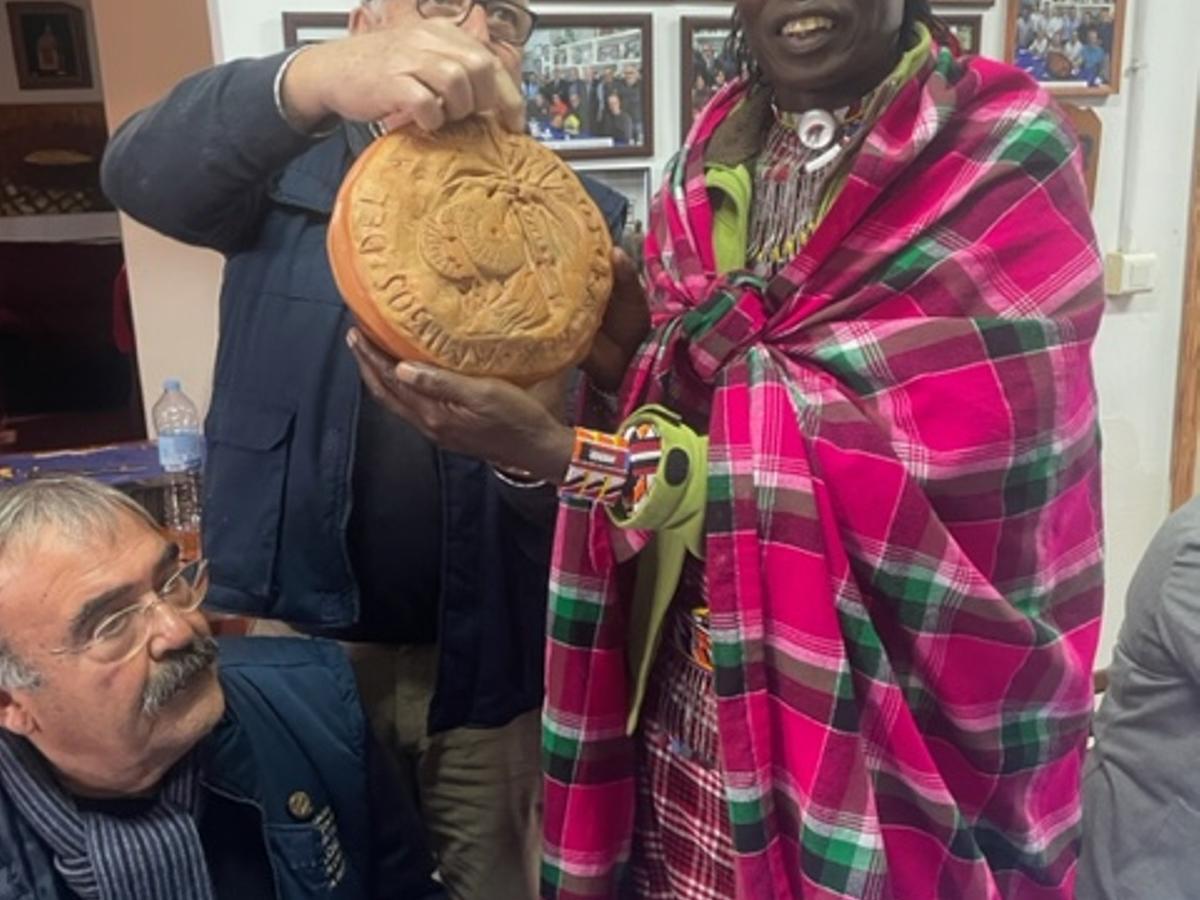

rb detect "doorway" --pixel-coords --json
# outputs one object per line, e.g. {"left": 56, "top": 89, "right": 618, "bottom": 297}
{"left": 0, "top": 0, "right": 143, "bottom": 453}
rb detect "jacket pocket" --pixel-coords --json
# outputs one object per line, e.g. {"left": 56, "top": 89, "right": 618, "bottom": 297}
{"left": 203, "top": 404, "right": 295, "bottom": 602}
{"left": 264, "top": 821, "right": 349, "bottom": 895}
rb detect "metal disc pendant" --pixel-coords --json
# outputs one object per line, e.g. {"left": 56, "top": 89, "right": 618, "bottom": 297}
{"left": 797, "top": 109, "right": 838, "bottom": 151}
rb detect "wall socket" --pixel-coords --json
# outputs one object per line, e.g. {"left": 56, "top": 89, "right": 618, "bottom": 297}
{"left": 1104, "top": 251, "right": 1158, "bottom": 296}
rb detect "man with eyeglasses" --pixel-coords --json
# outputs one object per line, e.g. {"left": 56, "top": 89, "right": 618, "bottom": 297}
{"left": 100, "top": 1, "right": 636, "bottom": 897}
{"left": 0, "top": 476, "right": 443, "bottom": 899}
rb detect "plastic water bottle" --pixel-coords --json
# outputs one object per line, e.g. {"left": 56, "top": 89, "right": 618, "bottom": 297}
{"left": 152, "top": 378, "right": 203, "bottom": 561}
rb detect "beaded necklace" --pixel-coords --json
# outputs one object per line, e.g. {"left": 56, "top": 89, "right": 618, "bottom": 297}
{"left": 746, "top": 90, "right": 880, "bottom": 277}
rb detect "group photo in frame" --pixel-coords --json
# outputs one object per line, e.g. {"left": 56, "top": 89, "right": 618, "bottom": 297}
{"left": 680, "top": 16, "right": 734, "bottom": 139}
{"left": 571, "top": 165, "right": 653, "bottom": 268}
{"left": 522, "top": 14, "right": 654, "bottom": 160}
{"left": 6, "top": 1, "right": 93, "bottom": 91}
{"left": 1004, "top": 0, "right": 1126, "bottom": 96}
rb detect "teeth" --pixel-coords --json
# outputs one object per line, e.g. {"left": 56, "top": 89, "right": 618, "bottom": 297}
{"left": 781, "top": 16, "right": 833, "bottom": 37}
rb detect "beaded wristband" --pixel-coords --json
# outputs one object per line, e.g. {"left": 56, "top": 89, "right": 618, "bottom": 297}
{"left": 621, "top": 421, "right": 663, "bottom": 517}
{"left": 558, "top": 428, "right": 631, "bottom": 506}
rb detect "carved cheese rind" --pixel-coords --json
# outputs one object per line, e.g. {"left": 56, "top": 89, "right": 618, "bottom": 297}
{"left": 332, "top": 118, "right": 614, "bottom": 384}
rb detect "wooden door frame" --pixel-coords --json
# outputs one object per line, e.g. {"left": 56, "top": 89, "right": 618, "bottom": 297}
{"left": 1170, "top": 117, "right": 1200, "bottom": 508}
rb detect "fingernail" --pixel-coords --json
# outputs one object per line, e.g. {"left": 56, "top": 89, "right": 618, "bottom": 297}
{"left": 346, "top": 330, "right": 358, "bottom": 349}
{"left": 394, "top": 361, "right": 427, "bottom": 382}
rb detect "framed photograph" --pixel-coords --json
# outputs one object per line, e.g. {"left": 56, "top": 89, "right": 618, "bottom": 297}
{"left": 1004, "top": 0, "right": 1126, "bottom": 96}
{"left": 942, "top": 14, "right": 983, "bottom": 54}
{"left": 282, "top": 11, "right": 348, "bottom": 47}
{"left": 523, "top": 14, "right": 654, "bottom": 160}
{"left": 574, "top": 165, "right": 652, "bottom": 226}
{"left": 573, "top": 165, "right": 653, "bottom": 267}
{"left": 6, "top": 2, "right": 93, "bottom": 90}
{"left": 681, "top": 17, "right": 734, "bottom": 138}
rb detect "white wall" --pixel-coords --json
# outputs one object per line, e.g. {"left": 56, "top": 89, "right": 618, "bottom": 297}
{"left": 197, "top": 0, "right": 1199, "bottom": 666}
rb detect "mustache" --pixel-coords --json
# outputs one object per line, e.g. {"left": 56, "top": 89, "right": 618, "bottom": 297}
{"left": 142, "top": 637, "right": 218, "bottom": 717}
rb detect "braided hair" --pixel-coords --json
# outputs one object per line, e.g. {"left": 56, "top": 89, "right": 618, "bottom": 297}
{"left": 727, "top": 0, "right": 948, "bottom": 84}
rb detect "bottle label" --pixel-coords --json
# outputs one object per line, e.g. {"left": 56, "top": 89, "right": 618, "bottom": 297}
{"left": 158, "top": 433, "right": 203, "bottom": 472}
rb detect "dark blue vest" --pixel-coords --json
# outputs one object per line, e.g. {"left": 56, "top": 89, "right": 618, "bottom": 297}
{"left": 200, "top": 130, "right": 627, "bottom": 730}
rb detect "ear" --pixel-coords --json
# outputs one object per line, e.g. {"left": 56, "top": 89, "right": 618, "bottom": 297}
{"left": 0, "top": 690, "right": 35, "bottom": 737}
{"left": 348, "top": 3, "right": 376, "bottom": 35}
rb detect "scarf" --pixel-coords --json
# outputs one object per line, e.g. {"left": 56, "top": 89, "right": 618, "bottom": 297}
{"left": 542, "top": 46, "right": 1104, "bottom": 900}
{"left": 0, "top": 734, "right": 214, "bottom": 900}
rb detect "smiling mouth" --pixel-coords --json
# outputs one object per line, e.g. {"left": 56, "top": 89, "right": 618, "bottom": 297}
{"left": 779, "top": 15, "right": 836, "bottom": 38}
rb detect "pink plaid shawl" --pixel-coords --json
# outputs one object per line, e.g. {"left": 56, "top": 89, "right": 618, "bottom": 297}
{"left": 543, "top": 47, "right": 1104, "bottom": 899}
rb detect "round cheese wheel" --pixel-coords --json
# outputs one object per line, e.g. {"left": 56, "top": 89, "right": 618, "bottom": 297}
{"left": 328, "top": 117, "right": 614, "bottom": 386}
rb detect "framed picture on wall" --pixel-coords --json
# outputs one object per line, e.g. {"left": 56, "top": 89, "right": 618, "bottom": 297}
{"left": 572, "top": 165, "right": 653, "bottom": 267}
{"left": 1004, "top": 0, "right": 1126, "bottom": 96}
{"left": 941, "top": 14, "right": 983, "bottom": 54}
{"left": 282, "top": 11, "right": 348, "bottom": 47}
{"left": 573, "top": 165, "right": 652, "bottom": 226}
{"left": 523, "top": 14, "right": 654, "bottom": 161}
{"left": 6, "top": 2, "right": 93, "bottom": 90}
{"left": 681, "top": 17, "right": 734, "bottom": 139}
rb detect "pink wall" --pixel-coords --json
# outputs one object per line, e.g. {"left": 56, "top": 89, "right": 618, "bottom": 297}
{"left": 92, "top": 0, "right": 223, "bottom": 421}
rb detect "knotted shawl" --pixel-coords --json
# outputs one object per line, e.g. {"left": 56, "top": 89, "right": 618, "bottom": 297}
{"left": 543, "top": 47, "right": 1104, "bottom": 900}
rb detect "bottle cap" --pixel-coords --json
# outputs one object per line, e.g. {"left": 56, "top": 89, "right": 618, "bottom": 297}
{"left": 164, "top": 378, "right": 182, "bottom": 392}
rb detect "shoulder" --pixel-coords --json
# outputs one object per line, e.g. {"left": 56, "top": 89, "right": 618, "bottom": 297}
{"left": 1143, "top": 499, "right": 1200, "bottom": 579}
{"left": 218, "top": 637, "right": 360, "bottom": 722}
{"left": 0, "top": 782, "right": 45, "bottom": 897}
{"left": 1122, "top": 498, "right": 1200, "bottom": 623}
{"left": 576, "top": 173, "right": 629, "bottom": 240}
{"left": 942, "top": 51, "right": 1074, "bottom": 145}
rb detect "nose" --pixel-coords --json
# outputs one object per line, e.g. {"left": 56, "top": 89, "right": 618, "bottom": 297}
{"left": 460, "top": 2, "right": 491, "bottom": 43}
{"left": 145, "top": 602, "right": 198, "bottom": 659}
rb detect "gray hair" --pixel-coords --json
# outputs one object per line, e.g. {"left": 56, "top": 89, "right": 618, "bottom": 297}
{"left": 0, "top": 476, "right": 161, "bottom": 691}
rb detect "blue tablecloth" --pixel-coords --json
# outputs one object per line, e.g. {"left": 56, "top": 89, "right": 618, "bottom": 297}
{"left": 0, "top": 441, "right": 164, "bottom": 486}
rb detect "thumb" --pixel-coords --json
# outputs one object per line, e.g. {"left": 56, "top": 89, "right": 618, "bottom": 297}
{"left": 611, "top": 247, "right": 638, "bottom": 295}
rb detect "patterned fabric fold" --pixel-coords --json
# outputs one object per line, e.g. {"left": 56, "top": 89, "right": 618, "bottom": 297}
{"left": 543, "top": 46, "right": 1104, "bottom": 900}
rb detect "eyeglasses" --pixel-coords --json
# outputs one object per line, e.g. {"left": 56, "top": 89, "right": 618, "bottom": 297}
{"left": 416, "top": 0, "right": 538, "bottom": 47}
{"left": 51, "top": 558, "right": 210, "bottom": 666}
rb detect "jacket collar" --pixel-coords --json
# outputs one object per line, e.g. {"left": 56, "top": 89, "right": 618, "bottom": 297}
{"left": 197, "top": 700, "right": 260, "bottom": 805}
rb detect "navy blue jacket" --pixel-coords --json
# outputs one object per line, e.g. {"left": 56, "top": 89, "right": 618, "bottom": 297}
{"left": 0, "top": 638, "right": 443, "bottom": 900}
{"left": 100, "top": 54, "right": 627, "bottom": 733}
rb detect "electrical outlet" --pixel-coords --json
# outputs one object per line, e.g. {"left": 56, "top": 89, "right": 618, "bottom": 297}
{"left": 1104, "top": 251, "right": 1158, "bottom": 296}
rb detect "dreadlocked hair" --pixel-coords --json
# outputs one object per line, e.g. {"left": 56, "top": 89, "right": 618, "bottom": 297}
{"left": 725, "top": 0, "right": 951, "bottom": 85}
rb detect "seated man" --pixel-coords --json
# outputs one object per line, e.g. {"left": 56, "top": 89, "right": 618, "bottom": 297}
{"left": 0, "top": 476, "right": 443, "bottom": 900}
{"left": 1079, "top": 495, "right": 1200, "bottom": 899}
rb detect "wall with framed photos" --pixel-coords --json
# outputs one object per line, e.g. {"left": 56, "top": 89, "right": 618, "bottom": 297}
{"left": 195, "top": 0, "right": 1200, "bottom": 666}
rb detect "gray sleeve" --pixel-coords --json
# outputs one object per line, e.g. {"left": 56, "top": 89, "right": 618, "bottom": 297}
{"left": 1153, "top": 525, "right": 1200, "bottom": 687}
{"left": 100, "top": 52, "right": 326, "bottom": 255}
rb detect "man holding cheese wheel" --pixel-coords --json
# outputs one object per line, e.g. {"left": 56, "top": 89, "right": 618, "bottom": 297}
{"left": 100, "top": 1, "right": 636, "bottom": 897}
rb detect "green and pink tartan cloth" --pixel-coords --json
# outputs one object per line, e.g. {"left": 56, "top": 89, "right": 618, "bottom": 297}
{"left": 543, "top": 45, "right": 1104, "bottom": 899}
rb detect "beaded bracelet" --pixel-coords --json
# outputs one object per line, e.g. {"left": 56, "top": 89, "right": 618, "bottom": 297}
{"left": 621, "top": 421, "right": 663, "bottom": 517}
{"left": 558, "top": 428, "right": 631, "bottom": 506}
